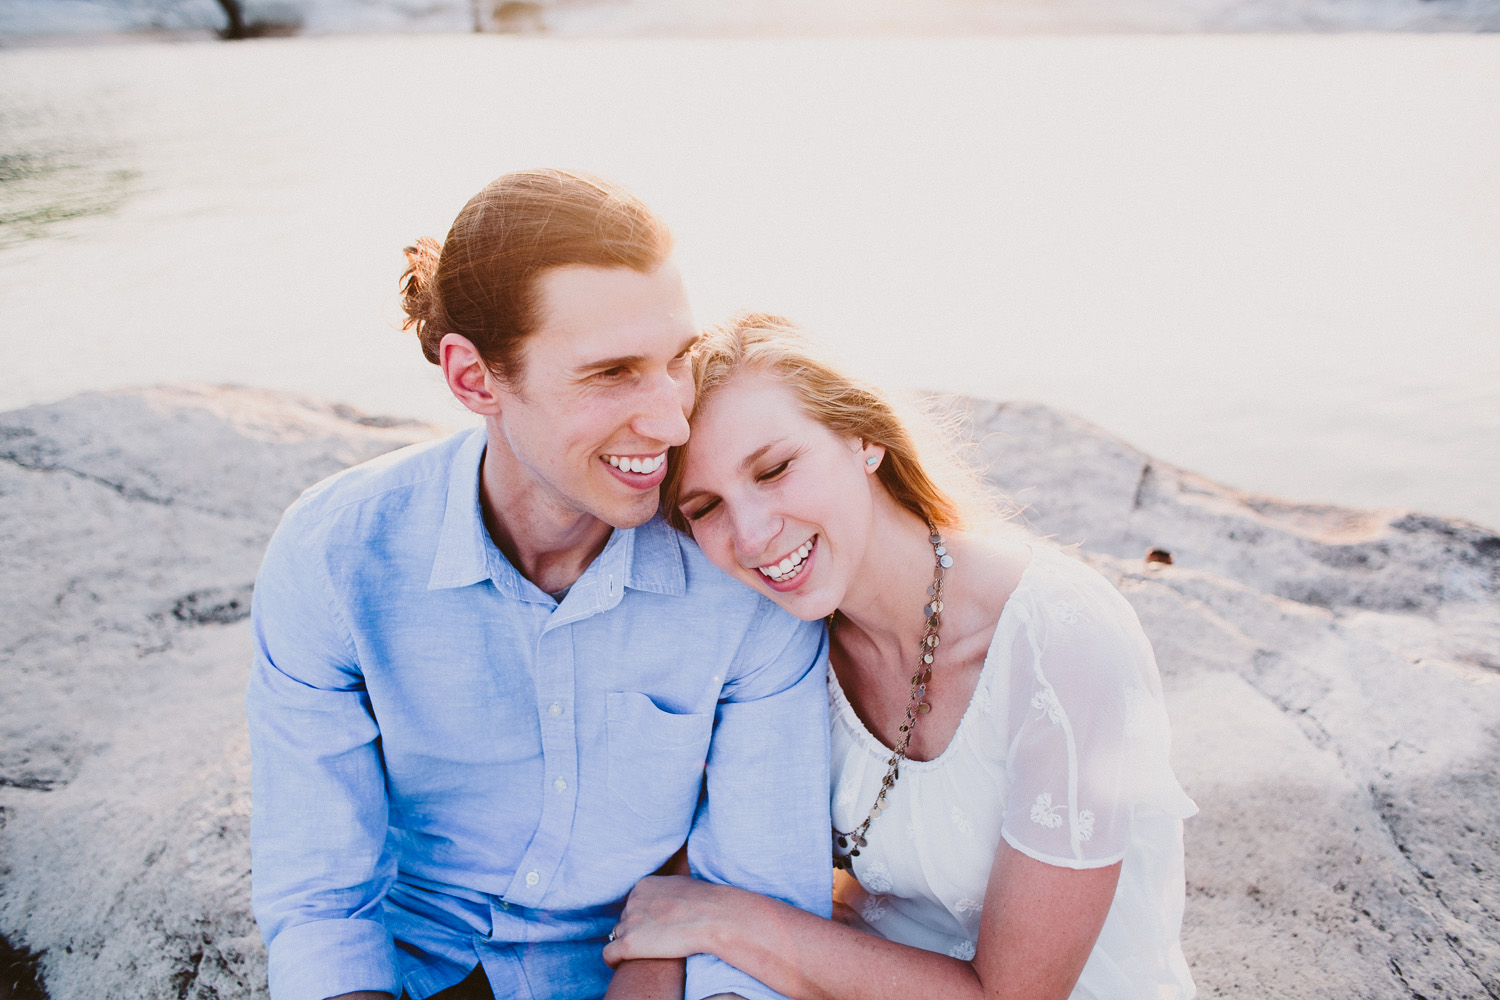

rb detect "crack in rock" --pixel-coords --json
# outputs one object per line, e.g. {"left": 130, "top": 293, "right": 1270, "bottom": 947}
{"left": 0, "top": 776, "right": 65, "bottom": 792}
{"left": 170, "top": 586, "right": 254, "bottom": 626}
{"left": 0, "top": 447, "right": 175, "bottom": 507}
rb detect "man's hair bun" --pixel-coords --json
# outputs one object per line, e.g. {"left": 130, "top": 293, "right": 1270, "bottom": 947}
{"left": 399, "top": 236, "right": 445, "bottom": 364}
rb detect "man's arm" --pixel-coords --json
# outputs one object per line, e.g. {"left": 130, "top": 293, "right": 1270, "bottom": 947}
{"left": 682, "top": 607, "right": 832, "bottom": 1000}
{"left": 247, "top": 515, "right": 403, "bottom": 1000}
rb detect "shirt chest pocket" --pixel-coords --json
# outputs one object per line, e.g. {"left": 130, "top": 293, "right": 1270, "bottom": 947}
{"left": 605, "top": 691, "right": 713, "bottom": 824}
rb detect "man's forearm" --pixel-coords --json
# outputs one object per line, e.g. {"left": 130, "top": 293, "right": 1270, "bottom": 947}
{"left": 605, "top": 958, "right": 685, "bottom": 1000}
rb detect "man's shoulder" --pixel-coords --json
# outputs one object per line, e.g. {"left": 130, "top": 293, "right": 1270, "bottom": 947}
{"left": 670, "top": 530, "right": 821, "bottom": 639}
{"left": 279, "top": 427, "right": 477, "bottom": 538}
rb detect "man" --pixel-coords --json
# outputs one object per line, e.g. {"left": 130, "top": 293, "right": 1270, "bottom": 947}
{"left": 247, "top": 170, "right": 831, "bottom": 1000}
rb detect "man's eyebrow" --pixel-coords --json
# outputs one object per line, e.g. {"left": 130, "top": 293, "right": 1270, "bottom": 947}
{"left": 571, "top": 353, "right": 646, "bottom": 376}
{"left": 571, "top": 333, "right": 701, "bottom": 377}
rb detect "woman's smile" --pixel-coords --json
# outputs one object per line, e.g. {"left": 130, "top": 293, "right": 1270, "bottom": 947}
{"left": 756, "top": 534, "right": 818, "bottom": 589}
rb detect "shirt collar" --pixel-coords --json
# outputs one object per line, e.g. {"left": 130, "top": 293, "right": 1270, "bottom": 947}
{"left": 427, "top": 428, "right": 493, "bottom": 592}
{"left": 427, "top": 428, "right": 686, "bottom": 602}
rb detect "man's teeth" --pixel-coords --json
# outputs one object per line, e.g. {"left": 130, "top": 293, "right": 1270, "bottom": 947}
{"left": 605, "top": 454, "right": 666, "bottom": 474}
{"left": 759, "top": 537, "right": 816, "bottom": 582}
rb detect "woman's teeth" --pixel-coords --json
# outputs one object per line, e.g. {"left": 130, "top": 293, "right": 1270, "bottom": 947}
{"left": 605, "top": 454, "right": 666, "bottom": 475}
{"left": 759, "top": 536, "right": 816, "bottom": 582}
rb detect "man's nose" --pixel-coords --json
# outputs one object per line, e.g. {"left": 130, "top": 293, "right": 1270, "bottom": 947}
{"left": 631, "top": 370, "right": 691, "bottom": 447}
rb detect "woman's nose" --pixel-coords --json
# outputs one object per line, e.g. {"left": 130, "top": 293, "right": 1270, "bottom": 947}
{"left": 730, "top": 501, "right": 781, "bottom": 561}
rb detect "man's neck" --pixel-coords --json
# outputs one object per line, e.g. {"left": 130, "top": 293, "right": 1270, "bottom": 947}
{"left": 478, "top": 440, "right": 616, "bottom": 597}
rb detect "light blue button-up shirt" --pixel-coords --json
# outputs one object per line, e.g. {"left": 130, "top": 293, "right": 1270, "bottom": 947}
{"left": 248, "top": 428, "right": 831, "bottom": 1000}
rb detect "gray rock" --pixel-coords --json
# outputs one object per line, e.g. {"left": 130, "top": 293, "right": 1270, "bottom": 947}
{"left": 0, "top": 386, "right": 438, "bottom": 999}
{"left": 0, "top": 386, "right": 1495, "bottom": 998}
{"left": 960, "top": 397, "right": 1500, "bottom": 999}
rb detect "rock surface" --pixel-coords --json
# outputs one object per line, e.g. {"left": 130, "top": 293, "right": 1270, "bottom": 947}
{"left": 0, "top": 386, "right": 1496, "bottom": 998}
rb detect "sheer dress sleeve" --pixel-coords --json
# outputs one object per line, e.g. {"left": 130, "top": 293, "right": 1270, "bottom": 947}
{"left": 996, "top": 553, "right": 1185, "bottom": 870}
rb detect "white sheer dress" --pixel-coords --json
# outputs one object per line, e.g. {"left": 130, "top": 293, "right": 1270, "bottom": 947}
{"left": 829, "top": 545, "right": 1197, "bottom": 999}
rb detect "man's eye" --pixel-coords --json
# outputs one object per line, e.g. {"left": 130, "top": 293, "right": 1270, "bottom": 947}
{"left": 685, "top": 498, "right": 720, "bottom": 521}
{"left": 756, "top": 461, "right": 790, "bottom": 483}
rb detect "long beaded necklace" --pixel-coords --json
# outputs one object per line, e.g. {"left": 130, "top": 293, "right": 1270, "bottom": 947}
{"left": 832, "top": 525, "right": 953, "bottom": 871}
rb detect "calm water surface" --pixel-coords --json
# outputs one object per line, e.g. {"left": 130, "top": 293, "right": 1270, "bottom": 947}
{"left": 1, "top": 35, "right": 1496, "bottom": 528}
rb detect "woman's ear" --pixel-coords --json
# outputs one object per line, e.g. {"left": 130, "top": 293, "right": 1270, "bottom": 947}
{"left": 440, "top": 333, "right": 502, "bottom": 417}
{"left": 857, "top": 438, "right": 886, "bottom": 474}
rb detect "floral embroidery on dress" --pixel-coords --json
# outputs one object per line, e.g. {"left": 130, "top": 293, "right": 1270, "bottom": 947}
{"left": 1030, "top": 791, "right": 1064, "bottom": 829}
{"left": 973, "top": 677, "right": 993, "bottom": 716}
{"left": 861, "top": 894, "right": 888, "bottom": 924}
{"left": 861, "top": 862, "right": 894, "bottom": 895}
{"left": 835, "top": 779, "right": 858, "bottom": 808}
{"left": 904, "top": 819, "right": 918, "bottom": 843}
{"left": 1077, "top": 809, "right": 1095, "bottom": 842}
{"left": 948, "top": 939, "right": 977, "bottom": 961}
{"left": 954, "top": 897, "right": 984, "bottom": 915}
{"left": 951, "top": 805, "right": 975, "bottom": 838}
{"left": 1049, "top": 602, "right": 1082, "bottom": 626}
{"left": 1030, "top": 687, "right": 1064, "bottom": 725}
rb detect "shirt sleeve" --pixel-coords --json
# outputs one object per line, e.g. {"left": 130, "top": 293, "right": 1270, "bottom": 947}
{"left": 683, "top": 602, "right": 833, "bottom": 1000}
{"left": 998, "top": 556, "right": 1180, "bottom": 870}
{"left": 246, "top": 504, "right": 403, "bottom": 1000}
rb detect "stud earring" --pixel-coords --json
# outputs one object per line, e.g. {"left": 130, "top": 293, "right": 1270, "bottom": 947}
{"left": 866, "top": 456, "right": 879, "bottom": 467}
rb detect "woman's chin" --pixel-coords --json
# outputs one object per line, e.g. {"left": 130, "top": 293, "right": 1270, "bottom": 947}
{"left": 756, "top": 579, "right": 838, "bottom": 622}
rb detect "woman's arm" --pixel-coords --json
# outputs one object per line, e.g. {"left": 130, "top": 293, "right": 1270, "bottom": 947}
{"left": 604, "top": 840, "right": 1120, "bottom": 1000}
{"left": 603, "top": 959, "right": 685, "bottom": 1000}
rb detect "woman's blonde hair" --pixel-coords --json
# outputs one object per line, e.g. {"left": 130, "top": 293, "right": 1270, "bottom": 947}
{"left": 663, "top": 313, "right": 992, "bottom": 535}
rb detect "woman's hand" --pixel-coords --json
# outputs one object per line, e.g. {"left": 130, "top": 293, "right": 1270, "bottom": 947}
{"left": 603, "top": 875, "right": 738, "bottom": 968}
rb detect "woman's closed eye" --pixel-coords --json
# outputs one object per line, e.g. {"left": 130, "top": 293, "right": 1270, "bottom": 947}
{"left": 683, "top": 497, "right": 721, "bottom": 521}
{"left": 756, "top": 460, "right": 791, "bottom": 483}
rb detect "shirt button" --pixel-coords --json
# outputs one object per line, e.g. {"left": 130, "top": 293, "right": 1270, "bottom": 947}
{"left": 548, "top": 702, "right": 562, "bottom": 716}
{"left": 553, "top": 777, "right": 568, "bottom": 792}
{"left": 525, "top": 871, "right": 539, "bottom": 887}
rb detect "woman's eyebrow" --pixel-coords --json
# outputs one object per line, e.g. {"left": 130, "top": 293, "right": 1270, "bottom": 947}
{"left": 677, "top": 438, "right": 792, "bottom": 506}
{"left": 675, "top": 486, "right": 708, "bottom": 506}
{"left": 738, "top": 439, "right": 787, "bottom": 472}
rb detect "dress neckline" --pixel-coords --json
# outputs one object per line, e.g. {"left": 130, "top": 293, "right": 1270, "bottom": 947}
{"left": 827, "top": 543, "right": 1046, "bottom": 772}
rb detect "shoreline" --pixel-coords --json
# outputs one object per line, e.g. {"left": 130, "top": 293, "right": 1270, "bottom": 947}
{"left": 4, "top": 0, "right": 1499, "bottom": 47}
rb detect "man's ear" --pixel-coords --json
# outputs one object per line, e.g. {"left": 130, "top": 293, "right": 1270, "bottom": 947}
{"left": 440, "top": 333, "right": 502, "bottom": 417}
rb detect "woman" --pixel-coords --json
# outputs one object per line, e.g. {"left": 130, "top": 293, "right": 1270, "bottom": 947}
{"left": 602, "top": 314, "right": 1197, "bottom": 999}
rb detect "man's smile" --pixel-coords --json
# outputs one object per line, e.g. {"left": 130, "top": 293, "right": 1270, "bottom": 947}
{"left": 602, "top": 452, "right": 667, "bottom": 475}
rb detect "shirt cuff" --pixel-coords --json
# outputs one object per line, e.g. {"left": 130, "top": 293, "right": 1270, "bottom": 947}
{"left": 267, "top": 917, "right": 402, "bottom": 1000}
{"left": 685, "top": 953, "right": 789, "bottom": 1000}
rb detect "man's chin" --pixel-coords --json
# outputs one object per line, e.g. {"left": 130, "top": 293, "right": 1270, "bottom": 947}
{"left": 599, "top": 493, "right": 661, "bottom": 531}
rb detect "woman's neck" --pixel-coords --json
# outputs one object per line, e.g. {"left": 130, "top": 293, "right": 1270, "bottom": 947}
{"left": 832, "top": 495, "right": 948, "bottom": 670}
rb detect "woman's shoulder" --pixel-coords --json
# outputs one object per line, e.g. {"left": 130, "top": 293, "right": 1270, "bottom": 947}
{"left": 1012, "top": 544, "right": 1139, "bottom": 622}
{"left": 985, "top": 542, "right": 1157, "bottom": 680}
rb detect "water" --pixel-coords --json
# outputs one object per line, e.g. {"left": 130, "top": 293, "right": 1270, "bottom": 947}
{"left": 1, "top": 34, "right": 1496, "bottom": 529}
